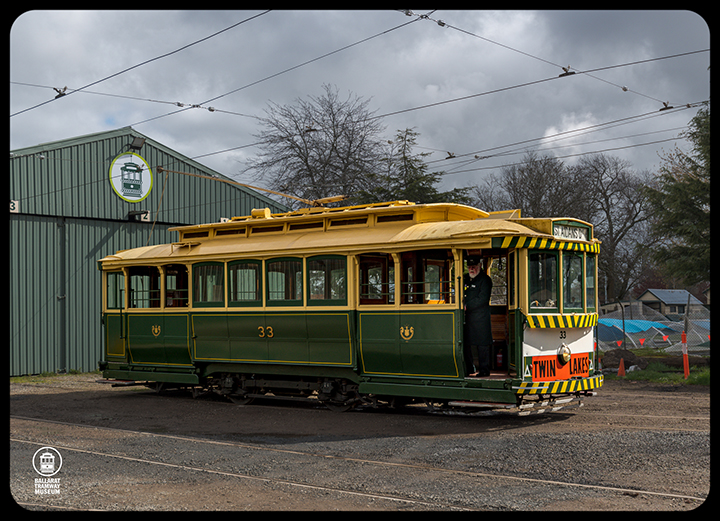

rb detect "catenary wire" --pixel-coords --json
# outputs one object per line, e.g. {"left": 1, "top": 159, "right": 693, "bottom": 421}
{"left": 408, "top": 10, "right": 705, "bottom": 107}
{"left": 125, "top": 15, "right": 422, "bottom": 128}
{"left": 10, "top": 10, "right": 272, "bottom": 118}
{"left": 10, "top": 102, "right": 700, "bottom": 211}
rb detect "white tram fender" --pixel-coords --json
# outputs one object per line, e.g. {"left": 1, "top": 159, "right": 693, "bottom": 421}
{"left": 521, "top": 326, "right": 595, "bottom": 382}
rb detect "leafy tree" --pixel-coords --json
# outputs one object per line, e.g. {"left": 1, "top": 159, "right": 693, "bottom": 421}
{"left": 645, "top": 104, "right": 710, "bottom": 285}
{"left": 353, "top": 128, "right": 473, "bottom": 205}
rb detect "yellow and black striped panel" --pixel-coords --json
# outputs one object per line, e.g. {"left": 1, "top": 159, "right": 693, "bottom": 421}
{"left": 526, "top": 314, "right": 598, "bottom": 328}
{"left": 514, "top": 374, "right": 604, "bottom": 395}
{"left": 492, "top": 236, "right": 600, "bottom": 253}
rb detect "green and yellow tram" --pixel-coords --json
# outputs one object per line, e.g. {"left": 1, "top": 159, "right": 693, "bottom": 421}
{"left": 98, "top": 201, "right": 603, "bottom": 414}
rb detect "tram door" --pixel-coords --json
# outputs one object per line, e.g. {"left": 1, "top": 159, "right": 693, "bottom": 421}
{"left": 476, "top": 251, "right": 513, "bottom": 373}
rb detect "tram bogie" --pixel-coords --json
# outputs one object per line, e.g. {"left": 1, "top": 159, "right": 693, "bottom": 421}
{"left": 98, "top": 201, "right": 603, "bottom": 414}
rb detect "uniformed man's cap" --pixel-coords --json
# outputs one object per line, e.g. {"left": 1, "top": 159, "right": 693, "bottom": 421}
{"left": 467, "top": 257, "right": 481, "bottom": 266}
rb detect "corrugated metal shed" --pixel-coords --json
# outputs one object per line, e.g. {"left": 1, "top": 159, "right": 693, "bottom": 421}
{"left": 10, "top": 127, "right": 288, "bottom": 376}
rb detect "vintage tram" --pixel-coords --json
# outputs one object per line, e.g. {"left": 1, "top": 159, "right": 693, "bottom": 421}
{"left": 98, "top": 201, "right": 603, "bottom": 414}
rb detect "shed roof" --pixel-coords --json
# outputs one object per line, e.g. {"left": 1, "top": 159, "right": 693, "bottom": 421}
{"left": 10, "top": 126, "right": 287, "bottom": 224}
{"left": 638, "top": 289, "right": 703, "bottom": 306}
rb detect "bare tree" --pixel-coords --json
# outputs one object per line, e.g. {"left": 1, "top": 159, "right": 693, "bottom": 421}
{"left": 471, "top": 151, "right": 651, "bottom": 303}
{"left": 575, "top": 154, "right": 653, "bottom": 302}
{"left": 472, "top": 151, "right": 592, "bottom": 219}
{"left": 242, "top": 84, "right": 386, "bottom": 207}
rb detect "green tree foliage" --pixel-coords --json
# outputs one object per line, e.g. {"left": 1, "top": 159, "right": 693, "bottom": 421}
{"left": 354, "top": 128, "right": 473, "bottom": 205}
{"left": 645, "top": 104, "right": 710, "bottom": 285}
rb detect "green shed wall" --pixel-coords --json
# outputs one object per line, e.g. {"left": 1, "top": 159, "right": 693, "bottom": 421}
{"left": 10, "top": 127, "right": 288, "bottom": 376}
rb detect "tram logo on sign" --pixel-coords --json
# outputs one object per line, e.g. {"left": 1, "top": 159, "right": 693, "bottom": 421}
{"left": 109, "top": 152, "right": 153, "bottom": 202}
{"left": 32, "top": 447, "right": 62, "bottom": 477}
{"left": 400, "top": 325, "right": 415, "bottom": 341}
{"left": 152, "top": 325, "right": 161, "bottom": 337}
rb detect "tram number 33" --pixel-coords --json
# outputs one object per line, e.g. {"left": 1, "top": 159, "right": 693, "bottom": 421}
{"left": 258, "top": 326, "right": 274, "bottom": 338}
{"left": 559, "top": 330, "right": 566, "bottom": 339}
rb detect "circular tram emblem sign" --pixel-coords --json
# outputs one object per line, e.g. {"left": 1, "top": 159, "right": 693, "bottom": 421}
{"left": 32, "top": 446, "right": 63, "bottom": 477}
{"left": 109, "top": 152, "right": 153, "bottom": 202}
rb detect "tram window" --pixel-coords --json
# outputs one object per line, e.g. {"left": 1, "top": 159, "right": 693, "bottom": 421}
{"left": 563, "top": 252, "right": 584, "bottom": 312}
{"left": 228, "top": 260, "right": 262, "bottom": 306}
{"left": 308, "top": 256, "right": 347, "bottom": 305}
{"left": 267, "top": 258, "right": 303, "bottom": 305}
{"left": 128, "top": 266, "right": 160, "bottom": 308}
{"left": 401, "top": 250, "right": 453, "bottom": 304}
{"left": 528, "top": 251, "right": 558, "bottom": 311}
{"left": 586, "top": 254, "right": 596, "bottom": 311}
{"left": 165, "top": 264, "right": 188, "bottom": 307}
{"left": 358, "top": 254, "right": 394, "bottom": 305}
{"left": 106, "top": 271, "right": 125, "bottom": 309}
{"left": 488, "top": 256, "right": 508, "bottom": 306}
{"left": 193, "top": 262, "right": 225, "bottom": 307}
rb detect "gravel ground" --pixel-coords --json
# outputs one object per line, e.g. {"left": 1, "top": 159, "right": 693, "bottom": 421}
{"left": 9, "top": 373, "right": 710, "bottom": 511}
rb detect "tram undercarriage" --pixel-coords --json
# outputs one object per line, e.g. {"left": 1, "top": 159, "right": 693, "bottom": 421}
{"left": 101, "top": 367, "right": 601, "bottom": 416}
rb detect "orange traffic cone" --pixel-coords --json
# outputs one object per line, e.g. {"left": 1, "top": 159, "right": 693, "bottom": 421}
{"left": 617, "top": 358, "right": 626, "bottom": 377}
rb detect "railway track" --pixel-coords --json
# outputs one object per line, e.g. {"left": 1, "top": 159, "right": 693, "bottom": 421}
{"left": 10, "top": 416, "right": 707, "bottom": 510}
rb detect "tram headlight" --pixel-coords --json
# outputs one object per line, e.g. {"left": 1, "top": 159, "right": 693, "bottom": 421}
{"left": 557, "top": 343, "right": 571, "bottom": 365}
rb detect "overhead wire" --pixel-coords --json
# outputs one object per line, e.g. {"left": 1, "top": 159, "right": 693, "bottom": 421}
{"left": 426, "top": 102, "right": 706, "bottom": 170}
{"left": 407, "top": 10, "right": 706, "bottom": 108}
{"left": 441, "top": 135, "right": 688, "bottom": 177}
{"left": 125, "top": 15, "right": 423, "bottom": 128}
{"left": 10, "top": 10, "right": 272, "bottom": 118}
{"left": 10, "top": 101, "right": 702, "bottom": 210}
{"left": 10, "top": 12, "right": 708, "bottom": 199}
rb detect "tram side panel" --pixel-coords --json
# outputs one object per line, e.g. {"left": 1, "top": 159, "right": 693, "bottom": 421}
{"left": 358, "top": 310, "right": 461, "bottom": 378}
{"left": 192, "top": 311, "right": 354, "bottom": 368}
{"left": 126, "top": 313, "right": 192, "bottom": 367}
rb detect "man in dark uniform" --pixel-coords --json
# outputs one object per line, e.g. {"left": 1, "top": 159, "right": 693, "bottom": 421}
{"left": 463, "top": 257, "right": 493, "bottom": 376}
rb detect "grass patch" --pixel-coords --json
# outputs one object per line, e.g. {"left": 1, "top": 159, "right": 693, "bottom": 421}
{"left": 606, "top": 361, "right": 710, "bottom": 385}
{"left": 10, "top": 370, "right": 101, "bottom": 384}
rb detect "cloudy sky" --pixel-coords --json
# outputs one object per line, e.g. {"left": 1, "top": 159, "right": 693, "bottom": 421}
{"left": 10, "top": 10, "right": 710, "bottom": 195}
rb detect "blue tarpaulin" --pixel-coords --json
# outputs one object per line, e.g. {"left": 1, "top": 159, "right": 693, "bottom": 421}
{"left": 598, "top": 318, "right": 669, "bottom": 333}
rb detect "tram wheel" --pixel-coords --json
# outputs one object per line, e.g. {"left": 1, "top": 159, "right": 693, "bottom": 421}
{"left": 228, "top": 394, "right": 255, "bottom": 406}
{"left": 323, "top": 401, "right": 353, "bottom": 413}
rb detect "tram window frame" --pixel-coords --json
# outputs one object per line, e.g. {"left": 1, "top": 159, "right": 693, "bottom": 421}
{"left": 358, "top": 253, "right": 394, "bottom": 305}
{"left": 228, "top": 260, "right": 263, "bottom": 307}
{"left": 562, "top": 251, "right": 584, "bottom": 313}
{"left": 106, "top": 271, "right": 125, "bottom": 309}
{"left": 307, "top": 255, "right": 347, "bottom": 306}
{"left": 164, "top": 264, "right": 188, "bottom": 308}
{"left": 487, "top": 255, "right": 508, "bottom": 306}
{"left": 192, "top": 262, "right": 225, "bottom": 308}
{"left": 528, "top": 251, "right": 558, "bottom": 312}
{"left": 266, "top": 257, "right": 303, "bottom": 306}
{"left": 585, "top": 254, "right": 597, "bottom": 312}
{"left": 401, "top": 249, "right": 454, "bottom": 305}
{"left": 128, "top": 266, "right": 161, "bottom": 308}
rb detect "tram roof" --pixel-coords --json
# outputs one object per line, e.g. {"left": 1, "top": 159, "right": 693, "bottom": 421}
{"left": 98, "top": 201, "right": 597, "bottom": 267}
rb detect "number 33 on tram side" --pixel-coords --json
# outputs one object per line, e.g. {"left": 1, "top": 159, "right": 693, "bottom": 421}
{"left": 98, "top": 201, "right": 603, "bottom": 414}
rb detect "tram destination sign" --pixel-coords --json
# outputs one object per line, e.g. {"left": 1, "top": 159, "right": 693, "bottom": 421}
{"left": 553, "top": 223, "right": 588, "bottom": 241}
